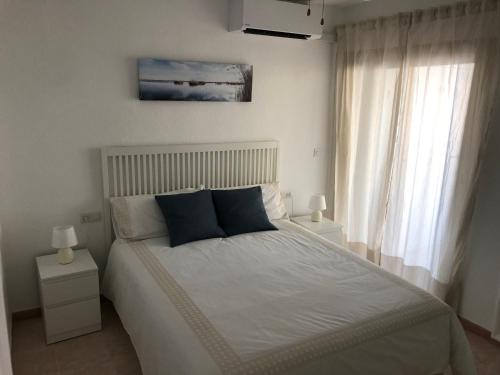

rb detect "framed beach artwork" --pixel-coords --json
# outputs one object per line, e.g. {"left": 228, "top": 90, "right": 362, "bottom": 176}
{"left": 138, "top": 58, "right": 253, "bottom": 102}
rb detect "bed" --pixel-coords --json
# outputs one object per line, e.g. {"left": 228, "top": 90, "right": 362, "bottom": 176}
{"left": 100, "top": 142, "right": 475, "bottom": 375}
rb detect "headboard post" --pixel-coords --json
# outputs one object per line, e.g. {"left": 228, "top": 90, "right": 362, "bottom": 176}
{"left": 101, "top": 141, "right": 280, "bottom": 251}
{"left": 101, "top": 148, "right": 113, "bottom": 252}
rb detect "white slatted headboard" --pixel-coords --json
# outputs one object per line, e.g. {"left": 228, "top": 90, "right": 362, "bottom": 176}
{"left": 101, "top": 141, "right": 280, "bottom": 249}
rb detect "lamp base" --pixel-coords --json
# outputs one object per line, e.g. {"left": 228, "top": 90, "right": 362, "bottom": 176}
{"left": 311, "top": 210, "right": 323, "bottom": 222}
{"left": 57, "top": 247, "right": 74, "bottom": 265}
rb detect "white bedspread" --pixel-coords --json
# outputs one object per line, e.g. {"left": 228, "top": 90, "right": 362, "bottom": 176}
{"left": 102, "top": 220, "right": 475, "bottom": 375}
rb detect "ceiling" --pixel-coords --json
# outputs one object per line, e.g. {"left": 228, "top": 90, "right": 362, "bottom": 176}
{"left": 313, "top": 0, "right": 366, "bottom": 3}
{"left": 282, "top": 0, "right": 371, "bottom": 5}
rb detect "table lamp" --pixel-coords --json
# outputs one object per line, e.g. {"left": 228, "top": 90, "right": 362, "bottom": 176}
{"left": 52, "top": 225, "right": 78, "bottom": 265}
{"left": 309, "top": 194, "right": 326, "bottom": 222}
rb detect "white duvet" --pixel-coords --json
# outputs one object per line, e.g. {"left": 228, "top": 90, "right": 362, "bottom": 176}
{"left": 102, "top": 220, "right": 475, "bottom": 375}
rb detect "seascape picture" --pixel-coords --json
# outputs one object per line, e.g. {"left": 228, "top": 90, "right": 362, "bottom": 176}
{"left": 138, "top": 59, "right": 253, "bottom": 102}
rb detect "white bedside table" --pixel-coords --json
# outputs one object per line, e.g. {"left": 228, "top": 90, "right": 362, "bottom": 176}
{"left": 291, "top": 216, "right": 344, "bottom": 246}
{"left": 36, "top": 249, "right": 101, "bottom": 344}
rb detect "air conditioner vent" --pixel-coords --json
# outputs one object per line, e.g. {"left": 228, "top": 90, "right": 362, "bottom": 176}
{"left": 243, "top": 28, "right": 311, "bottom": 40}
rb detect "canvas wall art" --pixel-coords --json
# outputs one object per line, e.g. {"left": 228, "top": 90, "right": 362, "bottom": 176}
{"left": 138, "top": 59, "right": 253, "bottom": 102}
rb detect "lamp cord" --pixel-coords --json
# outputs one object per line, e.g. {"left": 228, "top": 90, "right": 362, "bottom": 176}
{"left": 321, "top": 0, "right": 325, "bottom": 25}
{"left": 306, "top": 0, "right": 325, "bottom": 26}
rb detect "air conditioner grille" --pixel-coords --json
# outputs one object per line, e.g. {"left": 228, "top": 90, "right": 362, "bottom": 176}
{"left": 243, "top": 28, "right": 310, "bottom": 40}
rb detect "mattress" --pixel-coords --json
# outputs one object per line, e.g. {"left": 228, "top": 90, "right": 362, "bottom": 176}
{"left": 102, "top": 220, "right": 475, "bottom": 375}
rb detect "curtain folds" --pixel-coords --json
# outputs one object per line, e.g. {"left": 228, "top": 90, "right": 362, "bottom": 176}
{"left": 328, "top": 0, "right": 500, "bottom": 299}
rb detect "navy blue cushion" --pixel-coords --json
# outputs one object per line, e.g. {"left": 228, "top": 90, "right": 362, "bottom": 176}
{"left": 211, "top": 186, "right": 277, "bottom": 236}
{"left": 155, "top": 190, "right": 226, "bottom": 247}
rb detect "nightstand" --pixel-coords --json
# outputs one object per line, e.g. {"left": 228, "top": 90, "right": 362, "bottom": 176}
{"left": 291, "top": 216, "right": 344, "bottom": 246}
{"left": 36, "top": 249, "right": 101, "bottom": 344}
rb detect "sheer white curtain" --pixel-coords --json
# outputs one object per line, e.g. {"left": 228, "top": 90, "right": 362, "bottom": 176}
{"left": 328, "top": 0, "right": 500, "bottom": 299}
{"left": 331, "top": 15, "right": 409, "bottom": 263}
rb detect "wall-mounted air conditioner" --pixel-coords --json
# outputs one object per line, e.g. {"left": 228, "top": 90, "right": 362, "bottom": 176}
{"left": 229, "top": 0, "right": 324, "bottom": 40}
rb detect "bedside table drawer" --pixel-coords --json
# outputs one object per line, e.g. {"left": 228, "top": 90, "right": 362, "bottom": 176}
{"left": 41, "top": 273, "right": 99, "bottom": 306}
{"left": 322, "top": 231, "right": 344, "bottom": 246}
{"left": 44, "top": 297, "right": 101, "bottom": 338}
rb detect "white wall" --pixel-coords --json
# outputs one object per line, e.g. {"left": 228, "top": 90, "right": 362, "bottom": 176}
{"left": 0, "top": 0, "right": 333, "bottom": 312}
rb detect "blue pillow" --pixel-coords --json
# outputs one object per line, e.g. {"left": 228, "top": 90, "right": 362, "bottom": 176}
{"left": 155, "top": 190, "right": 226, "bottom": 247}
{"left": 211, "top": 186, "right": 278, "bottom": 236}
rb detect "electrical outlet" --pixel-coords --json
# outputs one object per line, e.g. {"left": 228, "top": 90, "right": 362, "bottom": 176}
{"left": 282, "top": 191, "right": 292, "bottom": 199}
{"left": 313, "top": 147, "right": 321, "bottom": 158}
{"left": 81, "top": 212, "right": 102, "bottom": 224}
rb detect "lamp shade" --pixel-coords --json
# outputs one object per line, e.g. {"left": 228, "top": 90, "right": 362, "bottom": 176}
{"left": 51, "top": 225, "right": 78, "bottom": 249}
{"left": 309, "top": 194, "right": 326, "bottom": 211}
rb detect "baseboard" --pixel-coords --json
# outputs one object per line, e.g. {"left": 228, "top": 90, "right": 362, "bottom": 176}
{"left": 12, "top": 307, "right": 41, "bottom": 321}
{"left": 459, "top": 316, "right": 500, "bottom": 347}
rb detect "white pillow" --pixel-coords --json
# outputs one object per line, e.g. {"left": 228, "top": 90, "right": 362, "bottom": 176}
{"left": 110, "top": 188, "right": 197, "bottom": 240}
{"left": 214, "top": 182, "right": 288, "bottom": 220}
{"left": 260, "top": 182, "right": 289, "bottom": 220}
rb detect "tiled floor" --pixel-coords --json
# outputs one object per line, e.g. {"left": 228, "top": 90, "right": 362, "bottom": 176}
{"left": 11, "top": 299, "right": 500, "bottom": 375}
{"left": 466, "top": 331, "right": 500, "bottom": 375}
{"left": 12, "top": 299, "right": 141, "bottom": 375}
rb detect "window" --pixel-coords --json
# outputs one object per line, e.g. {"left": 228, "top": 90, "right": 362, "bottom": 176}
{"left": 382, "top": 61, "right": 475, "bottom": 282}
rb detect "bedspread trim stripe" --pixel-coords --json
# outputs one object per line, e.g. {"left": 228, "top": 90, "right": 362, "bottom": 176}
{"left": 130, "top": 241, "right": 242, "bottom": 372}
